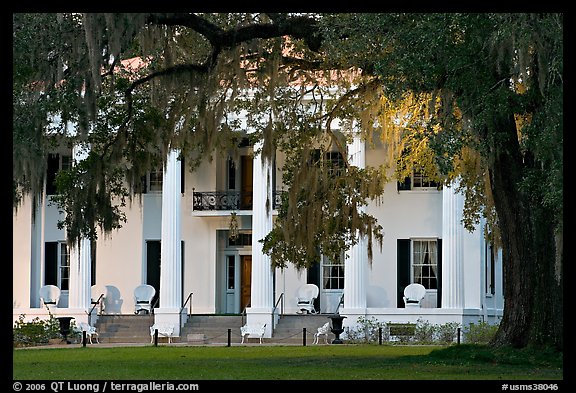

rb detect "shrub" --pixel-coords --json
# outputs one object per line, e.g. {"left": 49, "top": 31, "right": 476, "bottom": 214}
{"left": 463, "top": 320, "right": 499, "bottom": 344}
{"left": 343, "top": 316, "right": 387, "bottom": 343}
{"left": 436, "top": 321, "right": 461, "bottom": 344}
{"left": 414, "top": 318, "right": 435, "bottom": 343}
{"left": 13, "top": 314, "right": 62, "bottom": 347}
{"left": 343, "top": 317, "right": 498, "bottom": 346}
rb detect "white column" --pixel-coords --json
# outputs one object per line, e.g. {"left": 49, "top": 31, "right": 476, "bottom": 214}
{"left": 68, "top": 239, "right": 91, "bottom": 310}
{"left": 247, "top": 140, "right": 274, "bottom": 336}
{"left": 156, "top": 149, "right": 183, "bottom": 332}
{"left": 441, "top": 178, "right": 465, "bottom": 308}
{"left": 67, "top": 144, "right": 91, "bottom": 315}
{"left": 343, "top": 133, "right": 367, "bottom": 311}
{"left": 31, "top": 194, "right": 45, "bottom": 308}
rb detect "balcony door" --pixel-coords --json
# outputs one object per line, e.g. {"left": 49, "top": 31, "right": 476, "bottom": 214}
{"left": 240, "top": 155, "right": 253, "bottom": 210}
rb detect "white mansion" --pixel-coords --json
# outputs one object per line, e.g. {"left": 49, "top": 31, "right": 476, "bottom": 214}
{"left": 13, "top": 118, "right": 504, "bottom": 339}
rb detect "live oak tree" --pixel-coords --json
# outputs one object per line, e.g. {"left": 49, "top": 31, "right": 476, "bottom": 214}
{"left": 320, "top": 13, "right": 563, "bottom": 351}
{"left": 13, "top": 13, "right": 562, "bottom": 351}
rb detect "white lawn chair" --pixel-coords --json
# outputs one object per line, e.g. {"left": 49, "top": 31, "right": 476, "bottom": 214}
{"left": 39, "top": 285, "right": 60, "bottom": 310}
{"left": 75, "top": 322, "right": 99, "bottom": 344}
{"left": 296, "top": 284, "right": 319, "bottom": 314}
{"left": 134, "top": 284, "right": 156, "bottom": 314}
{"left": 403, "top": 283, "right": 427, "bottom": 308}
{"left": 313, "top": 322, "right": 331, "bottom": 344}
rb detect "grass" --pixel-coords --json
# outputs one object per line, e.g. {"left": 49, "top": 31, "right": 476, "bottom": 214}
{"left": 12, "top": 343, "right": 563, "bottom": 381}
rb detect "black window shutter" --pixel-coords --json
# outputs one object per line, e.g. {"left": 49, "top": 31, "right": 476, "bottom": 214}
{"left": 307, "top": 262, "right": 320, "bottom": 285}
{"left": 397, "top": 239, "right": 411, "bottom": 308}
{"left": 91, "top": 239, "right": 97, "bottom": 286}
{"left": 146, "top": 240, "right": 161, "bottom": 307}
{"left": 272, "top": 158, "right": 276, "bottom": 191}
{"left": 397, "top": 176, "right": 411, "bottom": 191}
{"left": 180, "top": 156, "right": 185, "bottom": 194}
{"left": 46, "top": 154, "right": 60, "bottom": 195}
{"left": 44, "top": 242, "right": 58, "bottom": 286}
{"left": 436, "top": 239, "right": 442, "bottom": 308}
{"left": 181, "top": 240, "right": 185, "bottom": 302}
{"left": 307, "top": 261, "right": 321, "bottom": 312}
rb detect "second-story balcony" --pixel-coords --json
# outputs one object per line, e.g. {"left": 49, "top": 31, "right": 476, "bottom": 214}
{"left": 192, "top": 190, "right": 284, "bottom": 211}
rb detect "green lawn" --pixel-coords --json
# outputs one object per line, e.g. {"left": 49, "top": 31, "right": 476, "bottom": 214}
{"left": 13, "top": 344, "right": 562, "bottom": 381}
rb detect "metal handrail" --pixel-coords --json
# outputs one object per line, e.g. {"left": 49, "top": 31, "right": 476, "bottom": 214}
{"left": 181, "top": 292, "right": 193, "bottom": 315}
{"left": 271, "top": 293, "right": 284, "bottom": 332}
{"left": 334, "top": 293, "right": 345, "bottom": 314}
{"left": 240, "top": 304, "right": 250, "bottom": 326}
{"left": 86, "top": 293, "right": 104, "bottom": 326}
{"left": 273, "top": 293, "right": 284, "bottom": 317}
{"left": 151, "top": 296, "right": 160, "bottom": 314}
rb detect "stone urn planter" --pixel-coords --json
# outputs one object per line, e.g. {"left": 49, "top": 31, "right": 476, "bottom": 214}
{"left": 56, "top": 316, "right": 75, "bottom": 344}
{"left": 328, "top": 314, "right": 346, "bottom": 344}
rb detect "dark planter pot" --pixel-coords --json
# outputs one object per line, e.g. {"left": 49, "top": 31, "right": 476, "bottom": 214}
{"left": 328, "top": 314, "right": 347, "bottom": 344}
{"left": 56, "top": 317, "right": 75, "bottom": 344}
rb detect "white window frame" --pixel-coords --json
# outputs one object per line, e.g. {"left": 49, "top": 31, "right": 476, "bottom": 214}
{"left": 325, "top": 151, "right": 345, "bottom": 177}
{"left": 411, "top": 239, "right": 438, "bottom": 290}
{"left": 147, "top": 167, "right": 163, "bottom": 193}
{"left": 46, "top": 153, "right": 72, "bottom": 195}
{"left": 411, "top": 168, "right": 439, "bottom": 191}
{"left": 321, "top": 254, "right": 345, "bottom": 290}
{"left": 58, "top": 242, "right": 71, "bottom": 291}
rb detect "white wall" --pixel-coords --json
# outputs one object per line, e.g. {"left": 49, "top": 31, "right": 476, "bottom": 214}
{"left": 13, "top": 195, "right": 33, "bottom": 309}
{"left": 95, "top": 196, "right": 144, "bottom": 314}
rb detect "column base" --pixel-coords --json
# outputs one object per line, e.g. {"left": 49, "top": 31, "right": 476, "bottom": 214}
{"left": 153, "top": 308, "right": 186, "bottom": 336}
{"left": 245, "top": 307, "right": 274, "bottom": 338}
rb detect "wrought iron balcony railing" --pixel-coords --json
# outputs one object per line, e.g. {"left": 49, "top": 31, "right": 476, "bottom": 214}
{"left": 192, "top": 190, "right": 284, "bottom": 211}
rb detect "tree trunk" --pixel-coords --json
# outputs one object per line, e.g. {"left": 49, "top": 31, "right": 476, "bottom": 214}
{"left": 487, "top": 112, "right": 563, "bottom": 350}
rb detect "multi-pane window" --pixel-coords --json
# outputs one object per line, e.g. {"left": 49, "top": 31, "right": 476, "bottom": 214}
{"left": 325, "top": 151, "right": 345, "bottom": 176}
{"left": 141, "top": 163, "right": 186, "bottom": 194}
{"left": 411, "top": 168, "right": 439, "bottom": 189}
{"left": 412, "top": 240, "right": 438, "bottom": 289}
{"left": 148, "top": 168, "right": 163, "bottom": 192}
{"left": 59, "top": 242, "right": 70, "bottom": 290}
{"left": 226, "top": 255, "right": 235, "bottom": 290}
{"left": 311, "top": 150, "right": 346, "bottom": 177}
{"left": 322, "top": 255, "right": 344, "bottom": 290}
{"left": 46, "top": 153, "right": 72, "bottom": 195}
{"left": 397, "top": 167, "right": 440, "bottom": 191}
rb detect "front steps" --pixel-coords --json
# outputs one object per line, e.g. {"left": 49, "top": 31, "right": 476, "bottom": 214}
{"left": 94, "top": 314, "right": 162, "bottom": 344}
{"left": 92, "top": 313, "right": 337, "bottom": 345}
{"left": 182, "top": 315, "right": 244, "bottom": 344}
{"left": 272, "top": 314, "right": 335, "bottom": 344}
{"left": 182, "top": 314, "right": 335, "bottom": 345}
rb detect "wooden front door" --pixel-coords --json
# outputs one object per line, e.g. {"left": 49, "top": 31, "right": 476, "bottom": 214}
{"left": 240, "top": 255, "right": 252, "bottom": 311}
